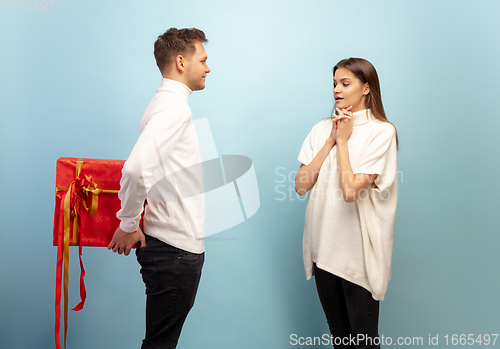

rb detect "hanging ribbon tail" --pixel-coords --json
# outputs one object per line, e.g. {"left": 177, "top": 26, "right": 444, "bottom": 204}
{"left": 72, "top": 211, "right": 87, "bottom": 312}
{"left": 72, "top": 244, "right": 87, "bottom": 311}
{"left": 55, "top": 193, "right": 65, "bottom": 349}
{"left": 63, "top": 183, "right": 73, "bottom": 349}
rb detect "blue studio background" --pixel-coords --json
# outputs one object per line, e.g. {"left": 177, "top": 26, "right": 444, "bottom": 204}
{"left": 1, "top": 1, "right": 499, "bottom": 348}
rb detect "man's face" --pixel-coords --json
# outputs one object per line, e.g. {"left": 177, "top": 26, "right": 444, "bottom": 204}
{"left": 184, "top": 41, "right": 210, "bottom": 91}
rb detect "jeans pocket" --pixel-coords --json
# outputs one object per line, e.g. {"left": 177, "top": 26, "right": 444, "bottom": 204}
{"left": 138, "top": 259, "right": 157, "bottom": 295}
{"left": 178, "top": 250, "right": 201, "bottom": 261}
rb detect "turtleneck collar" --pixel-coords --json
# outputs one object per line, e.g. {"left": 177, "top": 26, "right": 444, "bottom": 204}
{"left": 160, "top": 78, "right": 192, "bottom": 102}
{"left": 351, "top": 109, "right": 375, "bottom": 126}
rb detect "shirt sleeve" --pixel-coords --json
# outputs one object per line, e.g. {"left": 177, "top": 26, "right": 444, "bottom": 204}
{"left": 297, "top": 126, "right": 317, "bottom": 166}
{"left": 354, "top": 123, "right": 396, "bottom": 177}
{"left": 116, "top": 108, "right": 189, "bottom": 232}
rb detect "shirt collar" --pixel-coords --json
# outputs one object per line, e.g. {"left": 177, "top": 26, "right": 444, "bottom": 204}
{"left": 160, "top": 78, "right": 192, "bottom": 102}
{"left": 352, "top": 109, "right": 375, "bottom": 126}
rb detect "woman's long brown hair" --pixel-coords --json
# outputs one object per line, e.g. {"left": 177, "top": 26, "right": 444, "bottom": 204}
{"left": 333, "top": 57, "right": 399, "bottom": 148}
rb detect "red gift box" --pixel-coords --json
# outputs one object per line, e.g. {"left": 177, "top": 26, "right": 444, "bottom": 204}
{"left": 53, "top": 157, "right": 125, "bottom": 349}
{"left": 53, "top": 157, "right": 125, "bottom": 247}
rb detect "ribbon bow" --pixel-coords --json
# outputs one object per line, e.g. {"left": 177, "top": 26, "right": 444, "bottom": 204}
{"left": 71, "top": 173, "right": 101, "bottom": 216}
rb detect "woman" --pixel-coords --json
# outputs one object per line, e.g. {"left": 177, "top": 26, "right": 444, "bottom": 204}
{"left": 295, "top": 58, "right": 398, "bottom": 349}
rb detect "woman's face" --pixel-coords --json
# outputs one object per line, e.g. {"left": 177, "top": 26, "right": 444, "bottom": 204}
{"left": 333, "top": 67, "right": 369, "bottom": 113}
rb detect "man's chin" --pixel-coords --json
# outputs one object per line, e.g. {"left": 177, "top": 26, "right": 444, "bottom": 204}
{"left": 192, "top": 84, "right": 206, "bottom": 91}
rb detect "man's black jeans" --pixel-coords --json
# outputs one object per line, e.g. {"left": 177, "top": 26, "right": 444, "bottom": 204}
{"left": 314, "top": 264, "right": 380, "bottom": 349}
{"left": 136, "top": 235, "right": 204, "bottom": 349}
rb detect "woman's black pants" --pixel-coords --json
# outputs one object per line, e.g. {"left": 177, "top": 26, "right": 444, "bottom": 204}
{"left": 314, "top": 264, "right": 380, "bottom": 349}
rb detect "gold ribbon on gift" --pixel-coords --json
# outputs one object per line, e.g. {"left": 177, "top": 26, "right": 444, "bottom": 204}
{"left": 55, "top": 159, "right": 119, "bottom": 349}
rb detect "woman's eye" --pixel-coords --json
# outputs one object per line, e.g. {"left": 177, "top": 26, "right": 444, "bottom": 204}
{"left": 343, "top": 84, "right": 349, "bottom": 87}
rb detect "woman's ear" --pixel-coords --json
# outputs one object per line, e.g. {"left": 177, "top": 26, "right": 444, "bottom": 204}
{"left": 363, "top": 83, "right": 370, "bottom": 96}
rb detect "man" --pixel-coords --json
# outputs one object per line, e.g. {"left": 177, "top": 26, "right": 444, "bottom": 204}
{"left": 107, "top": 27, "right": 210, "bottom": 348}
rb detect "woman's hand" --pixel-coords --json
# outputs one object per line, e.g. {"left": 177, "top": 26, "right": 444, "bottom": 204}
{"left": 335, "top": 107, "right": 353, "bottom": 143}
{"left": 328, "top": 117, "right": 338, "bottom": 147}
{"left": 330, "top": 106, "right": 352, "bottom": 145}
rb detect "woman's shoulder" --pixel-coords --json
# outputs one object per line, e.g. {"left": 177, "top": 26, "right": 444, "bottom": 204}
{"left": 311, "top": 117, "right": 333, "bottom": 132}
{"left": 371, "top": 119, "right": 396, "bottom": 136}
{"left": 301, "top": 117, "right": 333, "bottom": 147}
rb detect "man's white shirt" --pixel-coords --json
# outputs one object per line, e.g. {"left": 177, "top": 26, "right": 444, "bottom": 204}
{"left": 117, "top": 78, "right": 205, "bottom": 253}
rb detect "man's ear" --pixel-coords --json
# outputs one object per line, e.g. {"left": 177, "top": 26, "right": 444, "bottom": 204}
{"left": 175, "top": 55, "right": 186, "bottom": 73}
{"left": 363, "top": 83, "right": 370, "bottom": 96}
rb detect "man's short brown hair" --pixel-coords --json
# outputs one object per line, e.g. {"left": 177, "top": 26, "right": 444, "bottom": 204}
{"left": 154, "top": 28, "right": 207, "bottom": 73}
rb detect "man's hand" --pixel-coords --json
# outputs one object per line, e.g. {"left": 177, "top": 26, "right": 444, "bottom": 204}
{"left": 107, "top": 226, "right": 146, "bottom": 256}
